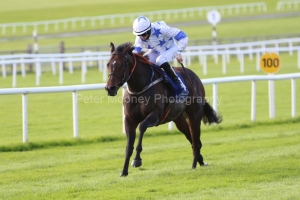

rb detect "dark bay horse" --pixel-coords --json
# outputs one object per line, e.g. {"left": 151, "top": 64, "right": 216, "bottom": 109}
{"left": 105, "top": 42, "right": 222, "bottom": 176}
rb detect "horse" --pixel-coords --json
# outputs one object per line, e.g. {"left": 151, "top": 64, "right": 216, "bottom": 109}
{"left": 105, "top": 42, "right": 222, "bottom": 177}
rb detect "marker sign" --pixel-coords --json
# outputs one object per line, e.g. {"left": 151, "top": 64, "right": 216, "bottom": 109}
{"left": 207, "top": 10, "right": 221, "bottom": 26}
{"left": 260, "top": 52, "right": 281, "bottom": 74}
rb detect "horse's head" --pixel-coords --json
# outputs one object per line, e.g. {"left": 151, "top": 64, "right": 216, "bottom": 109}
{"left": 105, "top": 42, "right": 134, "bottom": 96}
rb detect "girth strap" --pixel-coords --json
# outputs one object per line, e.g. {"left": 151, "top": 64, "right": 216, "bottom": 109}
{"left": 127, "top": 77, "right": 164, "bottom": 95}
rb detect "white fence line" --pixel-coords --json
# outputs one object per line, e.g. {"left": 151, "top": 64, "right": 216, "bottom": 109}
{"left": 181, "top": 46, "right": 300, "bottom": 75}
{"left": 0, "top": 73, "right": 299, "bottom": 143}
{"left": 186, "top": 37, "right": 300, "bottom": 52}
{"left": 2, "top": 37, "right": 299, "bottom": 61}
{"left": 1, "top": 47, "right": 300, "bottom": 87}
{"left": 0, "top": 54, "right": 111, "bottom": 87}
{"left": 1, "top": 38, "right": 300, "bottom": 87}
{"left": 276, "top": 0, "right": 300, "bottom": 10}
{"left": 0, "top": 2, "right": 267, "bottom": 35}
{"left": 182, "top": 37, "right": 300, "bottom": 74}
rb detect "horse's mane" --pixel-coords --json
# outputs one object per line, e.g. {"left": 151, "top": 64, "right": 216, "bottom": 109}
{"left": 116, "top": 42, "right": 133, "bottom": 53}
{"left": 134, "top": 53, "right": 151, "bottom": 65}
{"left": 116, "top": 42, "right": 151, "bottom": 66}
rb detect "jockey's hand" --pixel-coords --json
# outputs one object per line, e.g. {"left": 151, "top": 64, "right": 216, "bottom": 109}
{"left": 176, "top": 52, "right": 183, "bottom": 63}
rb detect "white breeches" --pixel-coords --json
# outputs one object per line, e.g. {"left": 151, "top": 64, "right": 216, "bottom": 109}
{"left": 144, "top": 46, "right": 177, "bottom": 66}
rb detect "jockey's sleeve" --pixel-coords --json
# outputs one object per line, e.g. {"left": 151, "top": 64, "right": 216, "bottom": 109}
{"left": 162, "top": 25, "right": 188, "bottom": 52}
{"left": 133, "top": 37, "right": 143, "bottom": 53}
{"left": 175, "top": 33, "right": 188, "bottom": 52}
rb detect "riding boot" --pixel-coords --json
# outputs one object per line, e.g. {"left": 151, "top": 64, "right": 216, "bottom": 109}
{"left": 160, "top": 62, "right": 189, "bottom": 96}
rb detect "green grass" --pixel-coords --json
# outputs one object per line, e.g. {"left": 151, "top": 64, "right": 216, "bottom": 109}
{"left": 0, "top": 0, "right": 280, "bottom": 35}
{"left": 0, "top": 0, "right": 274, "bottom": 22}
{"left": 1, "top": 0, "right": 299, "bottom": 52}
{"left": 0, "top": 1, "right": 300, "bottom": 199}
{"left": 2, "top": 15, "right": 300, "bottom": 52}
{"left": 0, "top": 119, "right": 299, "bottom": 199}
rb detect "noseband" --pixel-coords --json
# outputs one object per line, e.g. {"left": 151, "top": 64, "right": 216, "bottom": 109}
{"left": 108, "top": 52, "right": 137, "bottom": 88}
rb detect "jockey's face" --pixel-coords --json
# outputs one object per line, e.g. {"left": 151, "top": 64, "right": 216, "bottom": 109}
{"left": 138, "top": 30, "right": 150, "bottom": 40}
{"left": 139, "top": 32, "right": 148, "bottom": 40}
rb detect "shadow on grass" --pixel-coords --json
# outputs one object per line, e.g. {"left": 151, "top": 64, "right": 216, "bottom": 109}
{"left": 0, "top": 136, "right": 122, "bottom": 152}
{"left": 1, "top": 117, "right": 299, "bottom": 152}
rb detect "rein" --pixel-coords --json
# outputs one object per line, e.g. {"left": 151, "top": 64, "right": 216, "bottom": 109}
{"left": 109, "top": 52, "right": 163, "bottom": 96}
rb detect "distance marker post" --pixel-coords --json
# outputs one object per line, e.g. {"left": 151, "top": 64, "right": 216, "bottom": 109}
{"left": 260, "top": 52, "right": 282, "bottom": 119}
{"left": 206, "top": 10, "right": 221, "bottom": 45}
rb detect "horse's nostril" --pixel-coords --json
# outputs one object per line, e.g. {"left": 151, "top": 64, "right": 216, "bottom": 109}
{"left": 108, "top": 86, "right": 117, "bottom": 91}
{"left": 106, "top": 86, "right": 118, "bottom": 96}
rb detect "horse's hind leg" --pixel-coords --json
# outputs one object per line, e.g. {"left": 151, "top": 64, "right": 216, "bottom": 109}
{"left": 132, "top": 111, "right": 160, "bottom": 168}
{"left": 174, "top": 113, "right": 207, "bottom": 168}
{"left": 173, "top": 114, "right": 192, "bottom": 143}
{"left": 189, "top": 116, "right": 208, "bottom": 167}
{"left": 189, "top": 119, "right": 202, "bottom": 168}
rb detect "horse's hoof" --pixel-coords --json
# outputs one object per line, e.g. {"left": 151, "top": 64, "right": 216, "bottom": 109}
{"left": 201, "top": 163, "right": 209, "bottom": 167}
{"left": 120, "top": 171, "right": 128, "bottom": 177}
{"left": 131, "top": 159, "right": 142, "bottom": 167}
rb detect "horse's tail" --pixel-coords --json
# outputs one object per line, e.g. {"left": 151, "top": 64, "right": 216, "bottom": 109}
{"left": 202, "top": 100, "right": 222, "bottom": 125}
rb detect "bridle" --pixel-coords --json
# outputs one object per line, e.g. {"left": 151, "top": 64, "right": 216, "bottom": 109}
{"left": 108, "top": 52, "right": 137, "bottom": 88}
{"left": 107, "top": 51, "right": 163, "bottom": 96}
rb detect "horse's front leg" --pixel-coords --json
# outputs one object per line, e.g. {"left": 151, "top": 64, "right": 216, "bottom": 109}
{"left": 132, "top": 110, "right": 160, "bottom": 168}
{"left": 121, "top": 116, "right": 138, "bottom": 177}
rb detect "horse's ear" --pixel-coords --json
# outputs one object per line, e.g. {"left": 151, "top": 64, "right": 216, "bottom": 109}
{"left": 110, "top": 42, "right": 115, "bottom": 53}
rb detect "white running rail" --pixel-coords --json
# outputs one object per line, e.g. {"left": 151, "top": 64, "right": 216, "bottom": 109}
{"left": 276, "top": 0, "right": 300, "bottom": 10}
{"left": 0, "top": 73, "right": 299, "bottom": 143}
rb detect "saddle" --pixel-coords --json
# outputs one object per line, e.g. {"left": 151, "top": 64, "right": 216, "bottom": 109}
{"left": 151, "top": 64, "right": 189, "bottom": 97}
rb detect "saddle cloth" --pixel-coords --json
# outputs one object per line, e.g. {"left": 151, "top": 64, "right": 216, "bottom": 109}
{"left": 151, "top": 64, "right": 189, "bottom": 97}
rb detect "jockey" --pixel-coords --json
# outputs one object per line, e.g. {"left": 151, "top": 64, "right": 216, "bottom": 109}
{"left": 132, "top": 16, "right": 189, "bottom": 97}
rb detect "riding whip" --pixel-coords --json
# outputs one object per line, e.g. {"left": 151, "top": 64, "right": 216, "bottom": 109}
{"left": 179, "top": 62, "right": 199, "bottom": 97}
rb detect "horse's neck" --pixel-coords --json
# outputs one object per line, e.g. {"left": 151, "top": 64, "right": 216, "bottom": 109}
{"left": 127, "top": 62, "right": 155, "bottom": 92}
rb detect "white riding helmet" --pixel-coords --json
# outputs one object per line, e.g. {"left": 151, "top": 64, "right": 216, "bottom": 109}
{"left": 132, "top": 16, "right": 151, "bottom": 36}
